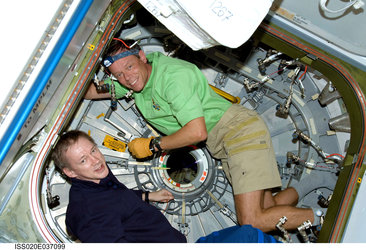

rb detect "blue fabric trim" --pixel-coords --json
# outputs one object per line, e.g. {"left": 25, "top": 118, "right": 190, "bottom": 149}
{"left": 270, "top": 234, "right": 277, "bottom": 243}
{"left": 196, "top": 225, "right": 281, "bottom": 243}
{"left": 256, "top": 228, "right": 264, "bottom": 243}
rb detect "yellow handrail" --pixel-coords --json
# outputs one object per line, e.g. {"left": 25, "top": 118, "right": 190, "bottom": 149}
{"left": 210, "top": 85, "right": 241, "bottom": 104}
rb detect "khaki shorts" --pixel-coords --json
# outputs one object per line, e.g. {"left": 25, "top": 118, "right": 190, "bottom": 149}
{"left": 206, "top": 104, "right": 281, "bottom": 195}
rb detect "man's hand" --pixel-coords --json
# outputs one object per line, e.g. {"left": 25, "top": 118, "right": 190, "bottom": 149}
{"left": 128, "top": 137, "right": 154, "bottom": 159}
{"left": 149, "top": 189, "right": 174, "bottom": 203}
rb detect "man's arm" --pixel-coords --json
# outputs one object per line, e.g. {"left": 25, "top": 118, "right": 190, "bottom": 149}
{"left": 142, "top": 189, "right": 174, "bottom": 203}
{"left": 128, "top": 116, "right": 208, "bottom": 159}
{"left": 158, "top": 116, "right": 207, "bottom": 151}
{"left": 84, "top": 81, "right": 111, "bottom": 100}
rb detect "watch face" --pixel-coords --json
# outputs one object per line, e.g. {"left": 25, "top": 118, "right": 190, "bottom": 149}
{"left": 153, "top": 137, "right": 162, "bottom": 151}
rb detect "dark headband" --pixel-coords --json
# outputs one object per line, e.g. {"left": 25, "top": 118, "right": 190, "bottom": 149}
{"left": 102, "top": 49, "right": 139, "bottom": 67}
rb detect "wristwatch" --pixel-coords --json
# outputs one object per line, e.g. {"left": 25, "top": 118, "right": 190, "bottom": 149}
{"left": 144, "top": 191, "right": 149, "bottom": 203}
{"left": 150, "top": 136, "right": 162, "bottom": 153}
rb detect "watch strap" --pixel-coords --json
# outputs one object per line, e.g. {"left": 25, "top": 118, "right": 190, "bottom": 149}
{"left": 150, "top": 136, "right": 162, "bottom": 153}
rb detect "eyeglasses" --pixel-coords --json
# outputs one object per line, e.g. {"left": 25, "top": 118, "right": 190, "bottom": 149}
{"left": 102, "top": 49, "right": 139, "bottom": 67}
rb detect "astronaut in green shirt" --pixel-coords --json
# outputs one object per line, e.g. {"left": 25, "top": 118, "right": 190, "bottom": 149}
{"left": 85, "top": 39, "right": 318, "bottom": 233}
{"left": 112, "top": 50, "right": 231, "bottom": 136}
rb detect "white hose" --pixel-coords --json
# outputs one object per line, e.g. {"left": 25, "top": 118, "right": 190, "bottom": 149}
{"left": 319, "top": 0, "right": 364, "bottom": 13}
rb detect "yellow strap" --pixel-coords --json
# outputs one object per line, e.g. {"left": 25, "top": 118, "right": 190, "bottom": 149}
{"left": 96, "top": 113, "right": 105, "bottom": 119}
{"left": 210, "top": 85, "right": 241, "bottom": 104}
{"left": 226, "top": 130, "right": 267, "bottom": 147}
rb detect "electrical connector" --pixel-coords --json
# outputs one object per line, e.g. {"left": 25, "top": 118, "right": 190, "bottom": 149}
{"left": 353, "top": 0, "right": 365, "bottom": 9}
{"left": 320, "top": 0, "right": 364, "bottom": 13}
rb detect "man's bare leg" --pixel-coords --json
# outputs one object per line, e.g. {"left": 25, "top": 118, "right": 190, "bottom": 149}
{"left": 234, "top": 189, "right": 313, "bottom": 232}
{"left": 273, "top": 187, "right": 299, "bottom": 206}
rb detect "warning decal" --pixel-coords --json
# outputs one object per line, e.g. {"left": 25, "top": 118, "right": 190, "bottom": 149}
{"left": 102, "top": 135, "right": 126, "bottom": 152}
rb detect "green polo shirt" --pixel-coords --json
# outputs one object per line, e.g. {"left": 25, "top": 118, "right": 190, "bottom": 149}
{"left": 109, "top": 52, "right": 231, "bottom": 135}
